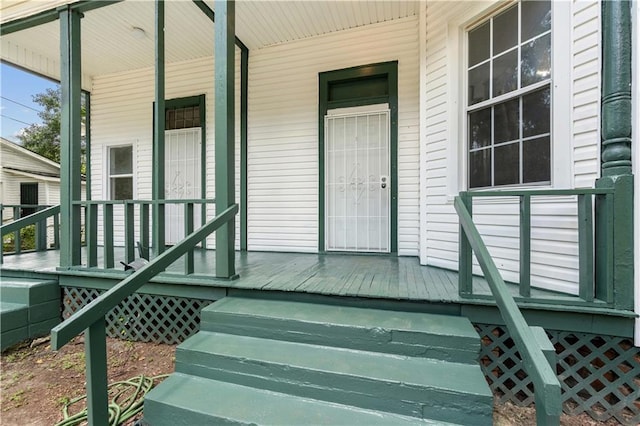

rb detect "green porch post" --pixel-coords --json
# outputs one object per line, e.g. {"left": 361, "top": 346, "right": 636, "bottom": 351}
{"left": 59, "top": 6, "right": 83, "bottom": 268}
{"left": 153, "top": 0, "right": 166, "bottom": 256}
{"left": 596, "top": 0, "right": 634, "bottom": 310}
{"left": 214, "top": 0, "right": 236, "bottom": 278}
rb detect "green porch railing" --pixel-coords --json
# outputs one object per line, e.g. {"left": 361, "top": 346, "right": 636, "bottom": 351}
{"left": 454, "top": 196, "right": 562, "bottom": 425}
{"left": 0, "top": 204, "right": 60, "bottom": 264}
{"left": 74, "top": 199, "right": 215, "bottom": 274}
{"left": 456, "top": 188, "right": 615, "bottom": 306}
{"left": 50, "top": 202, "right": 238, "bottom": 425}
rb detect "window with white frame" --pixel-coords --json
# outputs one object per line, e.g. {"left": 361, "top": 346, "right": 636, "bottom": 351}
{"left": 467, "top": 0, "right": 551, "bottom": 188}
{"left": 108, "top": 145, "right": 133, "bottom": 200}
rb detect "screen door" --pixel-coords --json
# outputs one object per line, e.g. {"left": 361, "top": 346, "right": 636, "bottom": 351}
{"left": 165, "top": 128, "right": 202, "bottom": 245}
{"left": 325, "top": 106, "right": 390, "bottom": 252}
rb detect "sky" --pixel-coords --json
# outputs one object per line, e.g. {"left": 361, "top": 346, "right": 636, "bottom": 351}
{"left": 0, "top": 62, "right": 59, "bottom": 143}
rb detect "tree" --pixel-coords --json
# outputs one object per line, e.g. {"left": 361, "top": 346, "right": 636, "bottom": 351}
{"left": 17, "top": 87, "right": 85, "bottom": 171}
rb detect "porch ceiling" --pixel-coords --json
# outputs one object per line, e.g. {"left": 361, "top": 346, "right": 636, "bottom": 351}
{"left": 1, "top": 0, "right": 418, "bottom": 83}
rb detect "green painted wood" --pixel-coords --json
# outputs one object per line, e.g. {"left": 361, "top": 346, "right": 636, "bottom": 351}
{"left": 85, "top": 320, "right": 109, "bottom": 426}
{"left": 184, "top": 203, "right": 194, "bottom": 275}
{"left": 0, "top": 277, "right": 60, "bottom": 304}
{"left": 85, "top": 92, "right": 92, "bottom": 201}
{"left": 53, "top": 213, "right": 60, "bottom": 249}
{"left": 595, "top": 192, "right": 614, "bottom": 303}
{"left": 103, "top": 204, "right": 114, "bottom": 268}
{"left": 125, "top": 202, "right": 135, "bottom": 263}
{"left": 35, "top": 207, "right": 47, "bottom": 252}
{"left": 152, "top": 0, "right": 166, "bottom": 256}
{"left": 519, "top": 195, "right": 531, "bottom": 297}
{"left": 467, "top": 188, "right": 612, "bottom": 197}
{"left": 578, "top": 194, "right": 594, "bottom": 302}
{"left": 214, "top": 0, "right": 237, "bottom": 279}
{"left": 458, "top": 192, "right": 473, "bottom": 296}
{"left": 0, "top": 205, "right": 60, "bottom": 236}
{"left": 141, "top": 203, "right": 150, "bottom": 259}
{"left": 0, "top": 302, "right": 29, "bottom": 332}
{"left": 454, "top": 196, "right": 561, "bottom": 425}
{"left": 144, "top": 373, "right": 456, "bottom": 426}
{"left": 50, "top": 203, "right": 238, "bottom": 350}
{"left": 1, "top": 326, "right": 29, "bottom": 351}
{"left": 240, "top": 45, "right": 248, "bottom": 251}
{"left": 201, "top": 297, "right": 481, "bottom": 363}
{"left": 175, "top": 331, "right": 492, "bottom": 424}
{"left": 59, "top": 6, "right": 83, "bottom": 268}
{"left": 87, "top": 203, "right": 98, "bottom": 267}
{"left": 601, "top": 0, "right": 632, "bottom": 177}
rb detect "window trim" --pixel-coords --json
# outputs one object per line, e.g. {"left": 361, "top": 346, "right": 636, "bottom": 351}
{"left": 446, "top": 0, "right": 572, "bottom": 197}
{"left": 105, "top": 142, "right": 136, "bottom": 201}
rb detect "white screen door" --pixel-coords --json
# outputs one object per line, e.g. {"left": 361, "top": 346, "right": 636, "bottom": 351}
{"left": 165, "top": 128, "right": 202, "bottom": 244}
{"left": 325, "top": 106, "right": 390, "bottom": 252}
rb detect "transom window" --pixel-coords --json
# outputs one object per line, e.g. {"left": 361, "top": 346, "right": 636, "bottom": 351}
{"left": 108, "top": 145, "right": 133, "bottom": 200}
{"left": 165, "top": 105, "right": 200, "bottom": 130}
{"left": 467, "top": 0, "right": 551, "bottom": 188}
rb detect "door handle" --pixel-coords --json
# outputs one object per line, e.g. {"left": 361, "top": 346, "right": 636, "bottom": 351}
{"left": 380, "top": 175, "right": 388, "bottom": 189}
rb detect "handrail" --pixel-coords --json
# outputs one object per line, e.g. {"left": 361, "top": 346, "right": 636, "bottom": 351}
{"left": 50, "top": 202, "right": 238, "bottom": 425}
{"left": 455, "top": 196, "right": 561, "bottom": 425}
{"left": 0, "top": 205, "right": 60, "bottom": 262}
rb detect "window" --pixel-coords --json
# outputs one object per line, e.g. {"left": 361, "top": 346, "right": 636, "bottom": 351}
{"left": 467, "top": 1, "right": 551, "bottom": 188}
{"left": 165, "top": 105, "right": 200, "bottom": 130}
{"left": 108, "top": 145, "right": 133, "bottom": 200}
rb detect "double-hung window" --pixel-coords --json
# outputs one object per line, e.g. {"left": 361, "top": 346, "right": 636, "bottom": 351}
{"left": 108, "top": 145, "right": 133, "bottom": 200}
{"left": 467, "top": 0, "right": 552, "bottom": 188}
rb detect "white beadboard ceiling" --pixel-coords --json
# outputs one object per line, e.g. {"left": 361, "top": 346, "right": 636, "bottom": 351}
{"left": 0, "top": 0, "right": 418, "bottom": 81}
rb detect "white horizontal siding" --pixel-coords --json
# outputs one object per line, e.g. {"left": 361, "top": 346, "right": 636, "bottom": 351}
{"left": 423, "top": 1, "right": 601, "bottom": 294}
{"left": 248, "top": 16, "right": 420, "bottom": 255}
{"left": 91, "top": 52, "right": 242, "bottom": 249}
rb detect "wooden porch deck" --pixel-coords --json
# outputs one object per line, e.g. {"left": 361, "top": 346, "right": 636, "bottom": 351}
{"left": 1, "top": 248, "right": 563, "bottom": 303}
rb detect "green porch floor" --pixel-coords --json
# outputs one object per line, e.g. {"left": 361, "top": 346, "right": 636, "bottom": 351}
{"left": 0, "top": 248, "right": 579, "bottom": 302}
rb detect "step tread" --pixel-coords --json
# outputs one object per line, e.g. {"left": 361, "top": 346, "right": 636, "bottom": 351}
{"left": 206, "top": 297, "right": 478, "bottom": 338}
{"left": 145, "top": 373, "right": 462, "bottom": 425}
{"left": 179, "top": 331, "right": 491, "bottom": 397}
{"left": 0, "top": 277, "right": 58, "bottom": 288}
{"left": 0, "top": 301, "right": 28, "bottom": 312}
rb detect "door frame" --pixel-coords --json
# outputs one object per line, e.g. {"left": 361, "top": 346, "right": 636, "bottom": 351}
{"left": 318, "top": 61, "right": 398, "bottom": 254}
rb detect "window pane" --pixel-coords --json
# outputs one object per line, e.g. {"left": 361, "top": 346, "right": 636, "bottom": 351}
{"left": 469, "top": 62, "right": 490, "bottom": 105}
{"left": 469, "top": 107, "right": 491, "bottom": 149}
{"left": 492, "top": 50, "right": 518, "bottom": 97}
{"left": 469, "top": 22, "right": 490, "bottom": 67}
{"left": 521, "top": 33, "right": 551, "bottom": 87}
{"left": 493, "top": 5, "right": 518, "bottom": 55}
{"left": 111, "top": 177, "right": 133, "bottom": 200}
{"left": 523, "top": 136, "right": 550, "bottom": 182}
{"left": 522, "top": 0, "right": 551, "bottom": 41}
{"left": 109, "top": 146, "right": 132, "bottom": 175}
{"left": 469, "top": 149, "right": 492, "bottom": 188}
{"left": 494, "top": 143, "right": 519, "bottom": 186}
{"left": 494, "top": 99, "right": 520, "bottom": 143}
{"left": 523, "top": 87, "right": 550, "bottom": 137}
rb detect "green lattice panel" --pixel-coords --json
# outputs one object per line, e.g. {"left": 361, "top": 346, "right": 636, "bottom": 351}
{"left": 62, "top": 287, "right": 212, "bottom": 344}
{"left": 475, "top": 324, "right": 640, "bottom": 425}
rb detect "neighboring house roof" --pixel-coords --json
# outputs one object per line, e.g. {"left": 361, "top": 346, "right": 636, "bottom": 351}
{"left": 0, "top": 137, "right": 61, "bottom": 170}
{"left": 3, "top": 166, "right": 61, "bottom": 182}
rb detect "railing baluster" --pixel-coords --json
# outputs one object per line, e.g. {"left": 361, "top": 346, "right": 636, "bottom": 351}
{"left": 87, "top": 203, "right": 98, "bottom": 267}
{"left": 577, "top": 194, "right": 594, "bottom": 302}
{"left": 185, "top": 202, "right": 194, "bottom": 274}
{"left": 85, "top": 320, "right": 109, "bottom": 426}
{"left": 595, "top": 193, "right": 615, "bottom": 304}
{"left": 519, "top": 195, "right": 531, "bottom": 298}
{"left": 35, "top": 206, "right": 47, "bottom": 251}
{"left": 141, "top": 203, "right": 150, "bottom": 259}
{"left": 104, "top": 204, "right": 114, "bottom": 268}
{"left": 13, "top": 206, "right": 21, "bottom": 254}
{"left": 125, "top": 201, "right": 135, "bottom": 263}
{"left": 53, "top": 213, "right": 60, "bottom": 249}
{"left": 458, "top": 192, "right": 473, "bottom": 297}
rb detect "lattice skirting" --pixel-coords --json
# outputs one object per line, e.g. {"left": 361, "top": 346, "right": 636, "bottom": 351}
{"left": 475, "top": 323, "right": 640, "bottom": 425}
{"left": 62, "top": 287, "right": 213, "bottom": 344}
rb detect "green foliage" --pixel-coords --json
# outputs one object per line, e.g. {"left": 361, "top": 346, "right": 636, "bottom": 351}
{"left": 16, "top": 87, "right": 86, "bottom": 174}
{"left": 2, "top": 225, "right": 36, "bottom": 252}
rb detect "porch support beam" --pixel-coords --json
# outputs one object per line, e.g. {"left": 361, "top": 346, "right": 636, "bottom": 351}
{"left": 58, "top": 6, "right": 83, "bottom": 268}
{"left": 596, "top": 0, "right": 634, "bottom": 310}
{"left": 152, "top": 0, "right": 166, "bottom": 256}
{"left": 240, "top": 44, "right": 248, "bottom": 250}
{"left": 214, "top": 0, "right": 237, "bottom": 278}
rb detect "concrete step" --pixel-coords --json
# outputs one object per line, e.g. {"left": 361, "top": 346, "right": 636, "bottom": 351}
{"left": 200, "top": 297, "right": 480, "bottom": 364}
{"left": 144, "top": 373, "right": 463, "bottom": 426}
{"left": 175, "top": 331, "right": 493, "bottom": 424}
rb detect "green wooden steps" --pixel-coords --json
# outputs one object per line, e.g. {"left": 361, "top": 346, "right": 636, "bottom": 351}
{"left": 0, "top": 276, "right": 60, "bottom": 351}
{"left": 144, "top": 297, "right": 493, "bottom": 425}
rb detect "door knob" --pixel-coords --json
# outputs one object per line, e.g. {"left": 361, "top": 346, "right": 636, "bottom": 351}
{"left": 380, "top": 175, "right": 388, "bottom": 189}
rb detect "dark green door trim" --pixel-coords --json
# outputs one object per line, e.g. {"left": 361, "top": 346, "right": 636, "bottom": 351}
{"left": 318, "top": 61, "right": 399, "bottom": 254}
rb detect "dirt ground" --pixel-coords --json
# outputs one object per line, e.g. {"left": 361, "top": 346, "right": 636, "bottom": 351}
{"left": 0, "top": 337, "right": 622, "bottom": 425}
